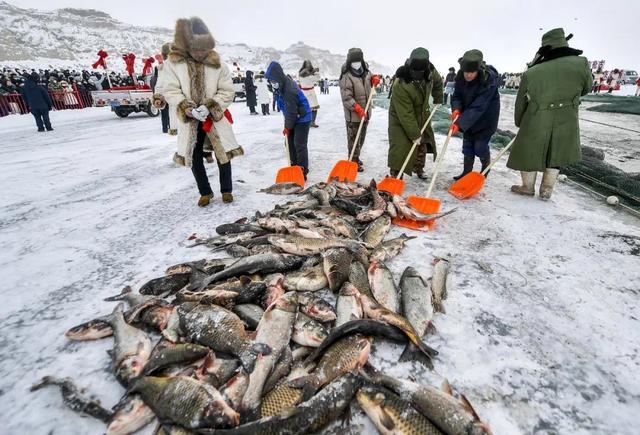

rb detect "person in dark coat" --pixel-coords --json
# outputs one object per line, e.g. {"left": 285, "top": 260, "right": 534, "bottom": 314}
{"left": 450, "top": 50, "right": 500, "bottom": 180}
{"left": 443, "top": 67, "right": 456, "bottom": 105}
{"left": 22, "top": 72, "right": 54, "bottom": 132}
{"left": 265, "top": 61, "right": 313, "bottom": 178}
{"left": 244, "top": 70, "right": 258, "bottom": 115}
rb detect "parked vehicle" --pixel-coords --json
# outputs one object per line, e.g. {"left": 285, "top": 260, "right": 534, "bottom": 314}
{"left": 91, "top": 86, "right": 159, "bottom": 118}
{"left": 621, "top": 70, "right": 638, "bottom": 85}
{"left": 232, "top": 76, "right": 246, "bottom": 102}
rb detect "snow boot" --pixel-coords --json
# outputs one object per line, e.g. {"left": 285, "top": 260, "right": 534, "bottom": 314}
{"left": 198, "top": 194, "right": 213, "bottom": 207}
{"left": 510, "top": 171, "right": 537, "bottom": 196}
{"left": 480, "top": 156, "right": 490, "bottom": 178}
{"left": 357, "top": 160, "right": 364, "bottom": 173}
{"left": 539, "top": 168, "right": 560, "bottom": 200}
{"left": 453, "top": 155, "right": 475, "bottom": 180}
{"left": 415, "top": 169, "right": 428, "bottom": 180}
{"left": 222, "top": 193, "right": 234, "bottom": 204}
{"left": 311, "top": 110, "right": 319, "bottom": 128}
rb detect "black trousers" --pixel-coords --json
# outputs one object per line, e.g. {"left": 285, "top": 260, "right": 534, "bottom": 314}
{"left": 31, "top": 109, "right": 52, "bottom": 131}
{"left": 261, "top": 104, "right": 270, "bottom": 115}
{"left": 287, "top": 122, "right": 310, "bottom": 177}
{"left": 249, "top": 105, "right": 257, "bottom": 114}
{"left": 192, "top": 124, "right": 232, "bottom": 196}
{"left": 161, "top": 106, "right": 170, "bottom": 132}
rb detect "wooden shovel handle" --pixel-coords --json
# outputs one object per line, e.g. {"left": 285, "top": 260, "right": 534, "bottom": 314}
{"left": 348, "top": 86, "right": 377, "bottom": 162}
{"left": 425, "top": 115, "right": 457, "bottom": 198}
{"left": 284, "top": 134, "right": 293, "bottom": 166}
{"left": 481, "top": 137, "right": 516, "bottom": 175}
{"left": 397, "top": 104, "right": 441, "bottom": 178}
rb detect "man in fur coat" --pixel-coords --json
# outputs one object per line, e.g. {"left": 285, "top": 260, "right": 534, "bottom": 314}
{"left": 153, "top": 17, "right": 243, "bottom": 207}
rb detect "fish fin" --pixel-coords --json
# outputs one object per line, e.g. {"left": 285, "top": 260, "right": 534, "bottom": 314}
{"left": 104, "top": 286, "right": 133, "bottom": 302}
{"left": 441, "top": 378, "right": 454, "bottom": 396}
{"left": 239, "top": 275, "right": 252, "bottom": 285}
{"left": 30, "top": 376, "right": 56, "bottom": 391}
{"left": 399, "top": 343, "right": 434, "bottom": 370}
{"left": 459, "top": 394, "right": 483, "bottom": 422}
{"left": 378, "top": 407, "right": 395, "bottom": 431}
{"left": 235, "top": 217, "right": 248, "bottom": 224}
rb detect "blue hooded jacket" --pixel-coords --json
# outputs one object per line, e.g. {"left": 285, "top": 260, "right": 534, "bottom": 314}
{"left": 451, "top": 65, "right": 500, "bottom": 140}
{"left": 265, "top": 61, "right": 312, "bottom": 128}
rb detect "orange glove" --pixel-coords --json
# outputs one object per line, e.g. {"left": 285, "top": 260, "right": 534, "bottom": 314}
{"left": 370, "top": 75, "right": 380, "bottom": 87}
{"left": 450, "top": 123, "right": 460, "bottom": 135}
{"left": 283, "top": 128, "right": 290, "bottom": 136}
{"left": 450, "top": 109, "right": 461, "bottom": 120}
{"left": 353, "top": 103, "right": 367, "bottom": 120}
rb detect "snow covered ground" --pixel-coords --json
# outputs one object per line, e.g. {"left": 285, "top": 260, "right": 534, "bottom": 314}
{"left": 0, "top": 90, "right": 639, "bottom": 435}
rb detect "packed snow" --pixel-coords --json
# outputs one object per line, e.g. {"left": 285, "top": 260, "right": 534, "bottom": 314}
{"left": 0, "top": 90, "right": 639, "bottom": 434}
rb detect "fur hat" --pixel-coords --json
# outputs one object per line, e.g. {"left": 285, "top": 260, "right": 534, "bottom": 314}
{"left": 161, "top": 42, "right": 171, "bottom": 60}
{"left": 459, "top": 49, "right": 484, "bottom": 72}
{"left": 541, "top": 28, "right": 569, "bottom": 49}
{"left": 347, "top": 48, "right": 364, "bottom": 64}
{"left": 173, "top": 17, "right": 215, "bottom": 53}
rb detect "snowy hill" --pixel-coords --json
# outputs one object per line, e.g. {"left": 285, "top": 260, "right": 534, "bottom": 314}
{"left": 0, "top": 1, "right": 391, "bottom": 77}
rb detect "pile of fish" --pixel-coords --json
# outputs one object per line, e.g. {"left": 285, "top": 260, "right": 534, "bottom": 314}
{"left": 35, "top": 179, "right": 492, "bottom": 434}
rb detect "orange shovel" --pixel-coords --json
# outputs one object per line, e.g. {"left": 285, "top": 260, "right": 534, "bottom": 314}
{"left": 378, "top": 104, "right": 441, "bottom": 196}
{"left": 393, "top": 120, "right": 457, "bottom": 231}
{"left": 448, "top": 136, "right": 516, "bottom": 199}
{"left": 275, "top": 135, "right": 305, "bottom": 187}
{"left": 327, "top": 86, "right": 377, "bottom": 183}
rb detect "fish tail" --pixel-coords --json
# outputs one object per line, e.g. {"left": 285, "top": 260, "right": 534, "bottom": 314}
{"left": 239, "top": 343, "right": 272, "bottom": 372}
{"left": 103, "top": 286, "right": 132, "bottom": 302}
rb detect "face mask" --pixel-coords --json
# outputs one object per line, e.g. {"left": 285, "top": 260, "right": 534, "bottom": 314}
{"left": 351, "top": 62, "right": 362, "bottom": 70}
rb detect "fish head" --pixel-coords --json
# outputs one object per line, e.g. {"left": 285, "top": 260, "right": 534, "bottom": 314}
{"left": 116, "top": 355, "right": 147, "bottom": 384}
{"left": 140, "top": 305, "right": 174, "bottom": 330}
{"left": 273, "top": 291, "right": 298, "bottom": 313}
{"left": 356, "top": 386, "right": 394, "bottom": 430}
{"left": 65, "top": 319, "right": 113, "bottom": 341}
{"left": 339, "top": 282, "right": 361, "bottom": 297}
{"left": 204, "top": 394, "right": 241, "bottom": 428}
{"left": 106, "top": 394, "right": 154, "bottom": 435}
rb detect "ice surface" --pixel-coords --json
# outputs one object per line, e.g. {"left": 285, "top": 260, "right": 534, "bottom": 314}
{"left": 0, "top": 90, "right": 639, "bottom": 434}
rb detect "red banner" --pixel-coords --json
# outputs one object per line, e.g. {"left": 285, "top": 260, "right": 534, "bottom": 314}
{"left": 122, "top": 53, "right": 136, "bottom": 77}
{"left": 142, "top": 57, "right": 155, "bottom": 76}
{"left": 92, "top": 50, "right": 108, "bottom": 70}
{"left": 154, "top": 54, "right": 164, "bottom": 65}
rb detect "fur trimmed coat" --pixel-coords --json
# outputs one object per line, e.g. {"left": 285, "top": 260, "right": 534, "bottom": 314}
{"left": 298, "top": 70, "right": 320, "bottom": 109}
{"left": 158, "top": 49, "right": 242, "bottom": 167}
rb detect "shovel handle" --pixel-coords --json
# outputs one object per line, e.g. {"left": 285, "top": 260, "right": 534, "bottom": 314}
{"left": 425, "top": 116, "right": 457, "bottom": 198}
{"left": 481, "top": 137, "right": 516, "bottom": 176}
{"left": 396, "top": 104, "right": 441, "bottom": 179}
{"left": 284, "top": 134, "right": 293, "bottom": 166}
{"left": 348, "top": 86, "right": 377, "bottom": 162}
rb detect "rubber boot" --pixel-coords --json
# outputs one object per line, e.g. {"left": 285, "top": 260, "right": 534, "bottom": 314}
{"left": 539, "top": 168, "right": 560, "bottom": 200}
{"left": 453, "top": 155, "right": 475, "bottom": 180}
{"left": 510, "top": 171, "right": 537, "bottom": 196}
{"left": 311, "top": 110, "right": 319, "bottom": 128}
{"left": 222, "top": 193, "right": 234, "bottom": 203}
{"left": 480, "top": 156, "right": 491, "bottom": 178}
{"left": 198, "top": 194, "right": 213, "bottom": 207}
{"left": 415, "top": 169, "right": 428, "bottom": 180}
{"left": 357, "top": 160, "right": 364, "bottom": 173}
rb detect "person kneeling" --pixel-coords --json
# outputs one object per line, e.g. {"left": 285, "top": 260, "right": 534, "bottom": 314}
{"left": 450, "top": 49, "right": 500, "bottom": 181}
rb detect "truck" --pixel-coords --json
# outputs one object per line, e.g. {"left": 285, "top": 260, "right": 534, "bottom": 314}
{"left": 91, "top": 86, "right": 159, "bottom": 118}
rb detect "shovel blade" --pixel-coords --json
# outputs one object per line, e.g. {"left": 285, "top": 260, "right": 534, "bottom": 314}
{"left": 276, "top": 166, "right": 306, "bottom": 187}
{"left": 377, "top": 177, "right": 406, "bottom": 196}
{"left": 392, "top": 195, "right": 441, "bottom": 231}
{"left": 448, "top": 172, "right": 485, "bottom": 199}
{"left": 327, "top": 160, "right": 358, "bottom": 183}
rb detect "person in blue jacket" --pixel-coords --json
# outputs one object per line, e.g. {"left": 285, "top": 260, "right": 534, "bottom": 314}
{"left": 265, "top": 61, "right": 313, "bottom": 178}
{"left": 450, "top": 50, "right": 500, "bottom": 180}
{"left": 22, "top": 72, "right": 54, "bottom": 132}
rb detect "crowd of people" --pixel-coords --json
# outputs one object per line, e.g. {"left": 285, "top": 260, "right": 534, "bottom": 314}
{"left": 146, "top": 18, "right": 591, "bottom": 209}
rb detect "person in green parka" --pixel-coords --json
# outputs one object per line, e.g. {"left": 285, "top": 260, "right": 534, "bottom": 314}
{"left": 388, "top": 48, "right": 444, "bottom": 179}
{"left": 508, "top": 28, "right": 592, "bottom": 200}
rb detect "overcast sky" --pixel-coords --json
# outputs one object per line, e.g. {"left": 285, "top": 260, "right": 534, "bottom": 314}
{"left": 13, "top": 0, "right": 640, "bottom": 73}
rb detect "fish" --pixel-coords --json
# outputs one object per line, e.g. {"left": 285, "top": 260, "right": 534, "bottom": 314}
{"left": 227, "top": 244, "right": 252, "bottom": 257}
{"left": 330, "top": 197, "right": 363, "bottom": 216}
{"left": 392, "top": 195, "right": 458, "bottom": 222}
{"left": 288, "top": 225, "right": 336, "bottom": 239}
{"left": 368, "top": 261, "right": 400, "bottom": 313}
{"left": 257, "top": 216, "right": 297, "bottom": 233}
{"left": 261, "top": 274, "right": 285, "bottom": 309}
{"left": 363, "top": 214, "right": 392, "bottom": 247}
{"left": 220, "top": 370, "right": 250, "bottom": 411}
{"left": 165, "top": 259, "right": 207, "bottom": 276}
{"left": 268, "top": 235, "right": 367, "bottom": 259}
{"left": 359, "top": 294, "right": 438, "bottom": 367}
{"left": 260, "top": 383, "right": 304, "bottom": 418}
{"left": 216, "top": 222, "right": 266, "bottom": 235}
{"left": 363, "top": 366, "right": 492, "bottom": 435}
{"left": 322, "top": 248, "right": 352, "bottom": 292}
{"left": 207, "top": 373, "right": 362, "bottom": 435}
{"left": 304, "top": 319, "right": 407, "bottom": 365}
{"left": 356, "top": 384, "right": 444, "bottom": 435}
{"left": 178, "top": 303, "right": 271, "bottom": 372}
{"left": 106, "top": 303, "right": 152, "bottom": 386}
{"left": 290, "top": 334, "right": 370, "bottom": 398}
{"left": 130, "top": 376, "right": 240, "bottom": 429}
{"left": 30, "top": 376, "right": 113, "bottom": 423}
{"left": 335, "top": 282, "right": 363, "bottom": 327}
{"left": 106, "top": 394, "right": 156, "bottom": 435}
{"left": 318, "top": 216, "right": 358, "bottom": 239}
{"left": 139, "top": 272, "right": 191, "bottom": 296}
{"left": 189, "top": 232, "right": 261, "bottom": 249}
{"left": 242, "top": 292, "right": 298, "bottom": 420}
{"left": 399, "top": 267, "right": 436, "bottom": 365}
{"left": 232, "top": 304, "right": 264, "bottom": 330}
{"left": 65, "top": 317, "right": 113, "bottom": 341}
{"left": 370, "top": 234, "right": 416, "bottom": 263}
{"left": 298, "top": 293, "right": 337, "bottom": 323}
{"left": 143, "top": 340, "right": 210, "bottom": 375}
{"left": 259, "top": 182, "right": 305, "bottom": 195}
{"left": 263, "top": 346, "right": 293, "bottom": 394}
{"left": 432, "top": 257, "right": 450, "bottom": 314}
{"left": 282, "top": 264, "right": 328, "bottom": 292}
{"left": 349, "top": 261, "right": 373, "bottom": 298}
{"left": 292, "top": 313, "right": 328, "bottom": 347}
{"left": 200, "top": 253, "right": 305, "bottom": 288}
{"left": 356, "top": 207, "right": 385, "bottom": 223}
{"left": 194, "top": 352, "right": 242, "bottom": 389}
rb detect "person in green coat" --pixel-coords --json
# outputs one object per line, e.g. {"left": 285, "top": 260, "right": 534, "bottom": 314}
{"left": 388, "top": 48, "right": 444, "bottom": 179}
{"left": 508, "top": 28, "right": 592, "bottom": 200}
